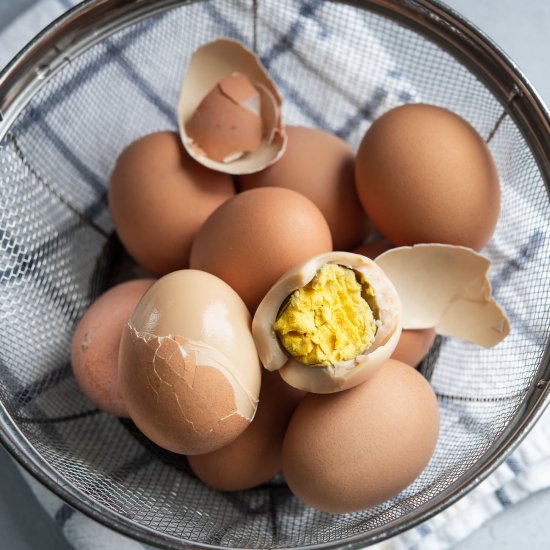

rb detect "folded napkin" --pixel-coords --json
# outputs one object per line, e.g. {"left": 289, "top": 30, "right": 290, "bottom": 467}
{"left": 1, "top": 1, "right": 549, "bottom": 549}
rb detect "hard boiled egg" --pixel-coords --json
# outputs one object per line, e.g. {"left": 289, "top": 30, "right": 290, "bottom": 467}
{"left": 118, "top": 270, "right": 262, "bottom": 455}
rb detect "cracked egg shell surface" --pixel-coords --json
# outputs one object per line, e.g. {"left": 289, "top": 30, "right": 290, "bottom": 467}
{"left": 118, "top": 270, "right": 261, "bottom": 455}
{"left": 252, "top": 252, "right": 402, "bottom": 393}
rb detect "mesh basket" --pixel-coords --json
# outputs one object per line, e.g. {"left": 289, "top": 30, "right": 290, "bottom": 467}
{"left": 0, "top": 0, "right": 549, "bottom": 548}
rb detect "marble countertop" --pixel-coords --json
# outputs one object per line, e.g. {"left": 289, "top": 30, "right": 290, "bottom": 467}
{"left": 0, "top": 0, "right": 548, "bottom": 549}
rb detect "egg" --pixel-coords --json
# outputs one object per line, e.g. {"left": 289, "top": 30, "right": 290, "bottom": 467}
{"left": 355, "top": 104, "right": 500, "bottom": 250}
{"left": 391, "top": 328, "right": 436, "bottom": 367}
{"left": 108, "top": 131, "right": 234, "bottom": 275}
{"left": 238, "top": 126, "right": 369, "bottom": 250}
{"left": 352, "top": 238, "right": 392, "bottom": 259}
{"left": 190, "top": 187, "right": 333, "bottom": 312}
{"left": 282, "top": 359, "right": 439, "bottom": 513}
{"left": 375, "top": 244, "right": 510, "bottom": 347}
{"left": 118, "top": 270, "right": 262, "bottom": 455}
{"left": 253, "top": 252, "right": 401, "bottom": 393}
{"left": 188, "top": 371, "right": 305, "bottom": 491}
{"left": 71, "top": 279, "right": 154, "bottom": 417}
{"left": 185, "top": 74, "right": 263, "bottom": 163}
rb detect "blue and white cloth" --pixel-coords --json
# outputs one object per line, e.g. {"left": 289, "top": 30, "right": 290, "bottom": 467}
{"left": 1, "top": 1, "right": 550, "bottom": 549}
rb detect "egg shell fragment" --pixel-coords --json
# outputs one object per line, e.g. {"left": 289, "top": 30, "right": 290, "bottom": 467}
{"left": 118, "top": 270, "right": 262, "bottom": 455}
{"left": 375, "top": 244, "right": 510, "bottom": 347}
{"left": 178, "top": 39, "right": 287, "bottom": 174}
{"left": 188, "top": 371, "right": 305, "bottom": 491}
{"left": 252, "top": 252, "right": 402, "bottom": 394}
{"left": 282, "top": 359, "right": 440, "bottom": 514}
{"left": 185, "top": 75, "right": 262, "bottom": 162}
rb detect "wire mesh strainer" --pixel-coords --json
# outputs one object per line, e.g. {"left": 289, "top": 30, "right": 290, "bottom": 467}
{"left": 0, "top": 0, "right": 549, "bottom": 548}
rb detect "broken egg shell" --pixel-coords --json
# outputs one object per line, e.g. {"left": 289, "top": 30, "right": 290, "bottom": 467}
{"left": 118, "top": 270, "right": 262, "bottom": 455}
{"left": 184, "top": 78, "right": 262, "bottom": 163}
{"left": 178, "top": 38, "right": 287, "bottom": 175}
{"left": 375, "top": 244, "right": 510, "bottom": 347}
{"left": 252, "top": 252, "right": 402, "bottom": 394}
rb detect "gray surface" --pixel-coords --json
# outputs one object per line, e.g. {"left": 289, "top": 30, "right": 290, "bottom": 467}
{"left": 0, "top": 442, "right": 72, "bottom": 550}
{"left": 0, "top": 0, "right": 38, "bottom": 32}
{"left": 0, "top": 0, "right": 548, "bottom": 549}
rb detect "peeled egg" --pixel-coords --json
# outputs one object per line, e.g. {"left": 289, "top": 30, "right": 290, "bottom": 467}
{"left": 71, "top": 279, "right": 154, "bottom": 417}
{"left": 190, "top": 187, "right": 333, "bottom": 313}
{"left": 118, "top": 270, "right": 261, "bottom": 455}
{"left": 108, "top": 131, "right": 234, "bottom": 275}
{"left": 238, "top": 126, "right": 369, "bottom": 250}
{"left": 252, "top": 252, "right": 401, "bottom": 393}
{"left": 282, "top": 359, "right": 439, "bottom": 513}
{"left": 355, "top": 104, "right": 500, "bottom": 250}
{"left": 188, "top": 371, "right": 305, "bottom": 491}
{"left": 391, "top": 328, "right": 436, "bottom": 367}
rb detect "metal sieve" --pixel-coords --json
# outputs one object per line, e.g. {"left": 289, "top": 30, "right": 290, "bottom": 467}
{"left": 0, "top": 0, "right": 549, "bottom": 548}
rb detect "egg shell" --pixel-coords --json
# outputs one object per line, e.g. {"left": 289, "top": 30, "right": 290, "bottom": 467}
{"left": 190, "top": 187, "right": 333, "bottom": 313}
{"left": 391, "top": 328, "right": 436, "bottom": 368}
{"left": 352, "top": 238, "right": 392, "bottom": 259}
{"left": 238, "top": 126, "right": 369, "bottom": 250}
{"left": 178, "top": 39, "right": 287, "bottom": 174}
{"left": 375, "top": 244, "right": 510, "bottom": 347}
{"left": 118, "top": 270, "right": 262, "bottom": 455}
{"left": 282, "top": 359, "right": 439, "bottom": 513}
{"left": 185, "top": 74, "right": 262, "bottom": 162}
{"left": 252, "top": 252, "right": 402, "bottom": 393}
{"left": 71, "top": 279, "right": 154, "bottom": 417}
{"left": 108, "top": 131, "right": 235, "bottom": 276}
{"left": 188, "top": 371, "right": 305, "bottom": 491}
{"left": 355, "top": 103, "right": 500, "bottom": 250}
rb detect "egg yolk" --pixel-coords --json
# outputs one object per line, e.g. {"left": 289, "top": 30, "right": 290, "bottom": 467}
{"left": 273, "top": 264, "right": 377, "bottom": 366}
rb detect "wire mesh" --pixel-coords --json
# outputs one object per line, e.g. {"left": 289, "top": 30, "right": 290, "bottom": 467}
{"left": 0, "top": 0, "right": 548, "bottom": 547}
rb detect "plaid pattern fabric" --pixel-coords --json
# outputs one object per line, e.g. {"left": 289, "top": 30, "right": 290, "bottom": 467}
{"left": 0, "top": 0, "right": 549, "bottom": 549}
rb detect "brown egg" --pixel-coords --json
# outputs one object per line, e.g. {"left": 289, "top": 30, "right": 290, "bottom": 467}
{"left": 71, "top": 279, "right": 154, "bottom": 416}
{"left": 190, "top": 187, "right": 333, "bottom": 312}
{"left": 391, "top": 328, "right": 436, "bottom": 368}
{"left": 108, "top": 131, "right": 235, "bottom": 275}
{"left": 355, "top": 104, "right": 500, "bottom": 250}
{"left": 188, "top": 371, "right": 305, "bottom": 491}
{"left": 282, "top": 359, "right": 439, "bottom": 513}
{"left": 118, "top": 270, "right": 261, "bottom": 455}
{"left": 352, "top": 238, "right": 392, "bottom": 259}
{"left": 238, "top": 126, "right": 369, "bottom": 250}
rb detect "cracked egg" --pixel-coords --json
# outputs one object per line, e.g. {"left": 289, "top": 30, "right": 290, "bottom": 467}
{"left": 178, "top": 38, "right": 286, "bottom": 174}
{"left": 118, "top": 270, "right": 261, "bottom": 455}
{"left": 252, "top": 252, "right": 402, "bottom": 394}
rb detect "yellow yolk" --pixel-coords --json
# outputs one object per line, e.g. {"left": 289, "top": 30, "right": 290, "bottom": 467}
{"left": 273, "top": 264, "right": 377, "bottom": 366}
